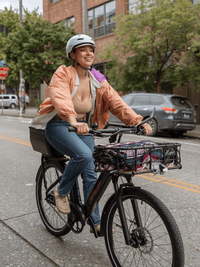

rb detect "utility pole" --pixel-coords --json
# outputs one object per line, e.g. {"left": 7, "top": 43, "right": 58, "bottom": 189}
{"left": 82, "top": 0, "right": 88, "bottom": 35}
{"left": 19, "top": 0, "right": 25, "bottom": 115}
{"left": 19, "top": 0, "right": 23, "bottom": 83}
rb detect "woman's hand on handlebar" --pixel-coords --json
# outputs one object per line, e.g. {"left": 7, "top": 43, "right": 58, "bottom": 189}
{"left": 136, "top": 122, "right": 152, "bottom": 135}
{"left": 70, "top": 122, "right": 89, "bottom": 135}
{"left": 141, "top": 123, "right": 152, "bottom": 135}
{"left": 66, "top": 115, "right": 89, "bottom": 135}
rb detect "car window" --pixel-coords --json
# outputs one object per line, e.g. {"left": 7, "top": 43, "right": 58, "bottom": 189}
{"left": 129, "top": 95, "right": 164, "bottom": 106}
{"left": 11, "top": 96, "right": 16, "bottom": 99}
{"left": 130, "top": 96, "right": 150, "bottom": 106}
{"left": 170, "top": 97, "right": 192, "bottom": 108}
{"left": 122, "top": 95, "right": 131, "bottom": 105}
{"left": 3, "top": 96, "right": 9, "bottom": 100}
{"left": 150, "top": 96, "right": 164, "bottom": 105}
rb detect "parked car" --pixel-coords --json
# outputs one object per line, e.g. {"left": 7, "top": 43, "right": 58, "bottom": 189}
{"left": 0, "top": 94, "right": 18, "bottom": 109}
{"left": 106, "top": 93, "right": 196, "bottom": 136}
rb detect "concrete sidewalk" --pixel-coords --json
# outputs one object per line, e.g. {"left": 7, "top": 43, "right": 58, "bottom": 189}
{"left": 0, "top": 106, "right": 38, "bottom": 118}
{"left": 0, "top": 106, "right": 200, "bottom": 139}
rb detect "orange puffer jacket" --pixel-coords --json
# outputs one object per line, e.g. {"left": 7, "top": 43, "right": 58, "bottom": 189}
{"left": 38, "top": 65, "right": 143, "bottom": 129}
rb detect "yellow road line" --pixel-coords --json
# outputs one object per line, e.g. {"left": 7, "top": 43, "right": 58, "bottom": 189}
{"left": 148, "top": 173, "right": 200, "bottom": 190}
{"left": 0, "top": 134, "right": 31, "bottom": 147}
{"left": 137, "top": 174, "right": 200, "bottom": 194}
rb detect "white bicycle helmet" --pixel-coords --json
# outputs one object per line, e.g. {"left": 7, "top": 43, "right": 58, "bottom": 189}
{"left": 66, "top": 34, "right": 95, "bottom": 60}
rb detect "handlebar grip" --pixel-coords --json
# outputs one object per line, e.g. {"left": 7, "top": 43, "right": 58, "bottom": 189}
{"left": 68, "top": 126, "right": 77, "bottom": 132}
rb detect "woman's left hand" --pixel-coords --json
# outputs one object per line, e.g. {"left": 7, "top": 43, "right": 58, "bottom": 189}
{"left": 141, "top": 123, "right": 152, "bottom": 135}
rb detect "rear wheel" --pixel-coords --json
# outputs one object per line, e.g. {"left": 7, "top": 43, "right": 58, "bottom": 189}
{"left": 36, "top": 160, "right": 71, "bottom": 236}
{"left": 105, "top": 187, "right": 184, "bottom": 267}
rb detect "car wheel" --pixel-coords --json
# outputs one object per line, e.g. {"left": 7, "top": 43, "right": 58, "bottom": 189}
{"left": 147, "top": 118, "right": 157, "bottom": 136}
{"left": 10, "top": 103, "right": 16, "bottom": 109}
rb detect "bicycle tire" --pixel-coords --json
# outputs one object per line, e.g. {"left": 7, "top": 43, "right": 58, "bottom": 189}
{"left": 104, "top": 186, "right": 184, "bottom": 267}
{"left": 36, "top": 160, "right": 71, "bottom": 236}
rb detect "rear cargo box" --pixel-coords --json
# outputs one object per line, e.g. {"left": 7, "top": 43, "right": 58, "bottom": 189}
{"left": 29, "top": 125, "right": 64, "bottom": 157}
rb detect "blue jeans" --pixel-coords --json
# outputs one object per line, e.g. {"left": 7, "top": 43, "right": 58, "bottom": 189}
{"left": 45, "top": 118, "right": 101, "bottom": 226}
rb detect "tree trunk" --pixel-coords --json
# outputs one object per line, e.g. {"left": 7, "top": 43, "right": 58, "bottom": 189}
{"left": 44, "top": 77, "right": 50, "bottom": 86}
{"left": 157, "top": 80, "right": 161, "bottom": 93}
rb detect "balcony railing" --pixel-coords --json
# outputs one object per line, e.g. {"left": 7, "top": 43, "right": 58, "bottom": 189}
{"left": 94, "top": 22, "right": 115, "bottom": 38}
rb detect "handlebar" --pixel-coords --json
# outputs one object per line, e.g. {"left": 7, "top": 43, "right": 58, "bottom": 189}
{"left": 68, "top": 108, "right": 155, "bottom": 134}
{"left": 68, "top": 108, "right": 155, "bottom": 143}
{"left": 68, "top": 124, "right": 138, "bottom": 134}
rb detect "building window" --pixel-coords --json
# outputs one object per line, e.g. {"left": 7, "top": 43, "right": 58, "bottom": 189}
{"left": 128, "top": 0, "right": 154, "bottom": 14}
{"left": 65, "top": 16, "right": 75, "bottom": 28}
{"left": 128, "top": 0, "right": 138, "bottom": 13}
{"left": 50, "top": 0, "right": 59, "bottom": 3}
{"left": 0, "top": 25, "right": 8, "bottom": 35}
{"left": 93, "top": 63, "right": 106, "bottom": 76}
{"left": 192, "top": 0, "right": 200, "bottom": 3}
{"left": 88, "top": 1, "right": 116, "bottom": 38}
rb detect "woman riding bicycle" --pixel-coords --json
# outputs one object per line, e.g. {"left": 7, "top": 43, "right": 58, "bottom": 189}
{"left": 31, "top": 34, "right": 152, "bottom": 234}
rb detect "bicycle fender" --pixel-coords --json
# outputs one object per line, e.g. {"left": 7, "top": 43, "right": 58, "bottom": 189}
{"left": 35, "top": 160, "right": 65, "bottom": 182}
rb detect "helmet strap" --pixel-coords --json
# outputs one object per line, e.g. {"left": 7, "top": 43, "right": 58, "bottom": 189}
{"left": 71, "top": 58, "right": 90, "bottom": 76}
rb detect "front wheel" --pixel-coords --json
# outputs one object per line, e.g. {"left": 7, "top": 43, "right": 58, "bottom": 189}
{"left": 104, "top": 187, "right": 184, "bottom": 267}
{"left": 36, "top": 160, "right": 71, "bottom": 236}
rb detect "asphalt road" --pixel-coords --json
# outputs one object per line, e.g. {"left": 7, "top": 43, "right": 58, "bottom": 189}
{"left": 0, "top": 115, "right": 200, "bottom": 267}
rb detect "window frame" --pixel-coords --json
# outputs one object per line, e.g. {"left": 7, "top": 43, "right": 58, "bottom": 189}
{"left": 191, "top": 0, "right": 200, "bottom": 4}
{"left": 65, "top": 16, "right": 75, "bottom": 29}
{"left": 93, "top": 63, "right": 106, "bottom": 76}
{"left": 50, "top": 0, "right": 59, "bottom": 4}
{"left": 88, "top": 0, "right": 116, "bottom": 39}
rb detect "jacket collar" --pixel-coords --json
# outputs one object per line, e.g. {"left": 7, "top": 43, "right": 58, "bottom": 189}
{"left": 72, "top": 68, "right": 102, "bottom": 97}
{"left": 88, "top": 71, "right": 102, "bottom": 89}
{"left": 74, "top": 68, "right": 102, "bottom": 89}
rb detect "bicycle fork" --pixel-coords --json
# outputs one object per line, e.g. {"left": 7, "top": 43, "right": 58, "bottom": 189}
{"left": 112, "top": 175, "right": 144, "bottom": 247}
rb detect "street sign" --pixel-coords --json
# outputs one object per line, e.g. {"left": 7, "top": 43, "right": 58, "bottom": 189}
{"left": 0, "top": 60, "right": 9, "bottom": 80}
{"left": 1, "top": 84, "right": 5, "bottom": 90}
{"left": 0, "top": 67, "right": 9, "bottom": 80}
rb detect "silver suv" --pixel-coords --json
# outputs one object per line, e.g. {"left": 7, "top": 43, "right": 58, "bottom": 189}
{"left": 106, "top": 93, "right": 196, "bottom": 136}
{"left": 0, "top": 94, "right": 18, "bottom": 109}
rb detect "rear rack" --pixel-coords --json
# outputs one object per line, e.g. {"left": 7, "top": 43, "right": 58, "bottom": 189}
{"left": 93, "top": 141, "right": 182, "bottom": 175}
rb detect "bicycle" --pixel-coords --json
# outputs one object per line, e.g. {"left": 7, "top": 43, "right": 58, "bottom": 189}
{"left": 29, "top": 114, "right": 184, "bottom": 267}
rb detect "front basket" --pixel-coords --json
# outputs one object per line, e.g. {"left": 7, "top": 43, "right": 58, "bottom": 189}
{"left": 93, "top": 141, "right": 182, "bottom": 175}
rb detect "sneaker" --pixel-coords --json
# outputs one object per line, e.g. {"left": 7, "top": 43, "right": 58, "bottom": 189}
{"left": 54, "top": 188, "right": 71, "bottom": 214}
{"left": 90, "top": 224, "right": 115, "bottom": 234}
{"left": 90, "top": 224, "right": 101, "bottom": 234}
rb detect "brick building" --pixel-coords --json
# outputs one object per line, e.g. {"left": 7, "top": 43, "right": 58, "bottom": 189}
{"left": 43, "top": 0, "right": 200, "bottom": 123}
{"left": 43, "top": 0, "right": 132, "bottom": 75}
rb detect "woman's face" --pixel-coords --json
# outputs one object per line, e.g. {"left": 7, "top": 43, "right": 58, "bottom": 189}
{"left": 71, "top": 45, "right": 94, "bottom": 68}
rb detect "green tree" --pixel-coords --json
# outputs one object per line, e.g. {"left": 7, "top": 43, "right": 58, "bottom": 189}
{"left": 0, "top": 7, "right": 20, "bottom": 87}
{"left": 186, "top": 20, "right": 200, "bottom": 92}
{"left": 101, "top": 0, "right": 199, "bottom": 93}
{"left": 3, "top": 10, "right": 76, "bottom": 87}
